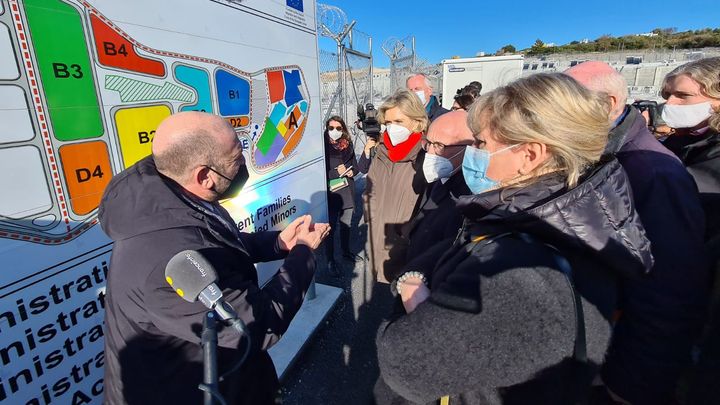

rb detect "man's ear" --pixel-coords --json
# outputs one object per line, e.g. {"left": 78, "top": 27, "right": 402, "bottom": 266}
{"left": 519, "top": 142, "right": 549, "bottom": 174}
{"left": 608, "top": 94, "right": 621, "bottom": 117}
{"left": 193, "top": 165, "right": 214, "bottom": 190}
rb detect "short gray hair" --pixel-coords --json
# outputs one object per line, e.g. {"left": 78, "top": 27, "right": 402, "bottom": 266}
{"left": 406, "top": 72, "right": 433, "bottom": 90}
{"left": 154, "top": 129, "right": 221, "bottom": 182}
{"left": 583, "top": 71, "right": 628, "bottom": 117}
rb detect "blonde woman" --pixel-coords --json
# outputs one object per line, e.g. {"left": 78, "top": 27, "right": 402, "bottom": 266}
{"left": 363, "top": 88, "right": 429, "bottom": 283}
{"left": 375, "top": 74, "right": 654, "bottom": 404}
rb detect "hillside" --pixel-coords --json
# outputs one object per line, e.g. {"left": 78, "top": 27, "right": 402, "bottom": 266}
{"left": 495, "top": 28, "right": 720, "bottom": 56}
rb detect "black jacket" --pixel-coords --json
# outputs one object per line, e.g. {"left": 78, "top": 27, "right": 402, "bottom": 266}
{"left": 427, "top": 95, "right": 449, "bottom": 122}
{"left": 663, "top": 129, "right": 720, "bottom": 242}
{"left": 403, "top": 172, "right": 471, "bottom": 263}
{"left": 601, "top": 107, "right": 711, "bottom": 405}
{"left": 325, "top": 138, "right": 358, "bottom": 211}
{"left": 99, "top": 157, "right": 316, "bottom": 405}
{"left": 376, "top": 158, "right": 654, "bottom": 405}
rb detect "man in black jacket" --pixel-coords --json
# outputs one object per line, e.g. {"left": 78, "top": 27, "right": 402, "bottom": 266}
{"left": 99, "top": 111, "right": 329, "bottom": 404}
{"left": 567, "top": 62, "right": 711, "bottom": 405}
{"left": 406, "top": 73, "right": 449, "bottom": 122}
{"left": 403, "top": 110, "right": 474, "bottom": 261}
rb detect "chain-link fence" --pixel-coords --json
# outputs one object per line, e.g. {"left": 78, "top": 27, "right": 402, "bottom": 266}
{"left": 382, "top": 36, "right": 441, "bottom": 98}
{"left": 319, "top": 49, "right": 341, "bottom": 120}
{"left": 317, "top": 4, "right": 373, "bottom": 151}
{"left": 345, "top": 52, "right": 372, "bottom": 115}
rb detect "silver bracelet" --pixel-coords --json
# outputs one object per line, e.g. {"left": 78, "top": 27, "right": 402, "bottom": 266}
{"left": 396, "top": 271, "right": 428, "bottom": 295}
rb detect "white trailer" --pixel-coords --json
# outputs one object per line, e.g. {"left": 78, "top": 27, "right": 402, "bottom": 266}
{"left": 441, "top": 55, "right": 524, "bottom": 109}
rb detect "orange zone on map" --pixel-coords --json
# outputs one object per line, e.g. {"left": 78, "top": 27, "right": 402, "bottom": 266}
{"left": 59, "top": 141, "right": 113, "bottom": 216}
{"left": 282, "top": 106, "right": 301, "bottom": 140}
{"left": 282, "top": 115, "right": 306, "bottom": 157}
{"left": 226, "top": 116, "right": 250, "bottom": 128}
{"left": 267, "top": 70, "right": 285, "bottom": 103}
{"left": 90, "top": 14, "right": 166, "bottom": 77}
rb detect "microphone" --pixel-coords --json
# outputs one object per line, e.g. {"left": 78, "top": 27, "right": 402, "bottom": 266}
{"left": 165, "top": 250, "right": 248, "bottom": 335}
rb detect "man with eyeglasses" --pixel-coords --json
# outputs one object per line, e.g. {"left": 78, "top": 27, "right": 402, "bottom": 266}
{"left": 399, "top": 110, "right": 475, "bottom": 262}
{"left": 99, "top": 111, "right": 329, "bottom": 404}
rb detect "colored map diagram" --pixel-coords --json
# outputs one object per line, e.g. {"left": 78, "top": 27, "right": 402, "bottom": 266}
{"left": 0, "top": 0, "right": 310, "bottom": 244}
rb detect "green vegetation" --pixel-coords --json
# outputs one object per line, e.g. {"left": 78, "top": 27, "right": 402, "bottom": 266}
{"left": 494, "top": 28, "right": 720, "bottom": 56}
{"left": 496, "top": 44, "right": 517, "bottom": 55}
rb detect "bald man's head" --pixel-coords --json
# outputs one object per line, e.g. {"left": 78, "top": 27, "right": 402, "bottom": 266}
{"left": 426, "top": 110, "right": 474, "bottom": 148}
{"left": 565, "top": 61, "right": 628, "bottom": 121}
{"left": 153, "top": 112, "right": 237, "bottom": 183}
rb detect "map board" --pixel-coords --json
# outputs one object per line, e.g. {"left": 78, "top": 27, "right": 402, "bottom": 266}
{"left": 0, "top": 0, "right": 326, "bottom": 403}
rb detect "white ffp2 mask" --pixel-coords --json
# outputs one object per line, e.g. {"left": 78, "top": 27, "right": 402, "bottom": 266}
{"left": 423, "top": 153, "right": 454, "bottom": 183}
{"left": 385, "top": 124, "right": 412, "bottom": 146}
{"left": 661, "top": 102, "right": 714, "bottom": 129}
{"left": 328, "top": 129, "right": 343, "bottom": 141}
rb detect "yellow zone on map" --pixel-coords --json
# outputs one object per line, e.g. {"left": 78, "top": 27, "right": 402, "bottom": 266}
{"left": 115, "top": 105, "right": 172, "bottom": 168}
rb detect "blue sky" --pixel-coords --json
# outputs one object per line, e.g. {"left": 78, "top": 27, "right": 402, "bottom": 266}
{"left": 317, "top": 0, "right": 720, "bottom": 67}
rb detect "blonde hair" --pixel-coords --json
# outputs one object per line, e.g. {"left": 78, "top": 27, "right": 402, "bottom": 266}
{"left": 467, "top": 73, "right": 611, "bottom": 187}
{"left": 378, "top": 88, "right": 429, "bottom": 133}
{"left": 662, "top": 57, "right": 720, "bottom": 131}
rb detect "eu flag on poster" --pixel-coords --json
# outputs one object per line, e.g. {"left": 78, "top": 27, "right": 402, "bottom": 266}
{"left": 287, "top": 0, "right": 303, "bottom": 12}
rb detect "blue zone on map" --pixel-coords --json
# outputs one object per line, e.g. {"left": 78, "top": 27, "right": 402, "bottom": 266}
{"left": 215, "top": 69, "right": 250, "bottom": 117}
{"left": 286, "top": 0, "right": 304, "bottom": 12}
{"left": 283, "top": 70, "right": 303, "bottom": 106}
{"left": 175, "top": 65, "right": 213, "bottom": 113}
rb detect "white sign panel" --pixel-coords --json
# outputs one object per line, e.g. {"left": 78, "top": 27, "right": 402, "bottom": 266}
{"left": 0, "top": 0, "right": 325, "bottom": 402}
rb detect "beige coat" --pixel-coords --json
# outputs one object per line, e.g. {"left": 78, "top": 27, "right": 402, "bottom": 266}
{"left": 363, "top": 140, "right": 425, "bottom": 283}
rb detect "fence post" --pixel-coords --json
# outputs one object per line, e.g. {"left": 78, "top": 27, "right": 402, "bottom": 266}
{"left": 369, "top": 37, "right": 374, "bottom": 104}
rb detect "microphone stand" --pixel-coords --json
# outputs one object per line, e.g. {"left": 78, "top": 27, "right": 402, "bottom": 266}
{"left": 199, "top": 312, "right": 226, "bottom": 405}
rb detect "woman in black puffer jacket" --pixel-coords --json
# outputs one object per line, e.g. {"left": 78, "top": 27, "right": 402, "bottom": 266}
{"left": 375, "top": 73, "right": 654, "bottom": 405}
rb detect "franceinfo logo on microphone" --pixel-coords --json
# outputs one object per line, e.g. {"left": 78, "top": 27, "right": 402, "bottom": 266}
{"left": 185, "top": 252, "right": 208, "bottom": 277}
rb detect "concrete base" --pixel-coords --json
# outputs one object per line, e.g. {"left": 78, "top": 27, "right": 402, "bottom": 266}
{"left": 269, "top": 282, "right": 342, "bottom": 380}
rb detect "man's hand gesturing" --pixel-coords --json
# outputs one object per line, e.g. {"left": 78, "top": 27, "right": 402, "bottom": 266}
{"left": 277, "top": 215, "right": 305, "bottom": 251}
{"left": 278, "top": 215, "right": 330, "bottom": 251}
{"left": 296, "top": 215, "right": 330, "bottom": 250}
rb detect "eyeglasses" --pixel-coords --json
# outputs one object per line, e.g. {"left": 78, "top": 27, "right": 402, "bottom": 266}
{"left": 205, "top": 165, "right": 232, "bottom": 182}
{"left": 328, "top": 126, "right": 343, "bottom": 131}
{"left": 472, "top": 139, "right": 487, "bottom": 149}
{"left": 421, "top": 138, "right": 471, "bottom": 154}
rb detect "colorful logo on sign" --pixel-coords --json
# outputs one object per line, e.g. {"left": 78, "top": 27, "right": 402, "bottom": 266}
{"left": 286, "top": 0, "right": 303, "bottom": 12}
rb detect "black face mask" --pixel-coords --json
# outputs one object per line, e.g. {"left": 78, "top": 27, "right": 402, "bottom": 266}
{"left": 207, "top": 165, "right": 249, "bottom": 201}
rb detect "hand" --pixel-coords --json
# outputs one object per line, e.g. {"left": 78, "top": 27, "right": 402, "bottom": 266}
{"left": 400, "top": 279, "right": 430, "bottom": 313}
{"left": 336, "top": 164, "right": 347, "bottom": 176}
{"left": 278, "top": 215, "right": 308, "bottom": 251}
{"left": 364, "top": 139, "right": 377, "bottom": 158}
{"left": 345, "top": 169, "right": 354, "bottom": 178}
{"left": 295, "top": 215, "right": 331, "bottom": 250}
{"left": 640, "top": 110, "right": 651, "bottom": 125}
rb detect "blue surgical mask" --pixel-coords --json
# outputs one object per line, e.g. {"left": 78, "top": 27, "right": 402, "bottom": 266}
{"left": 462, "top": 144, "right": 518, "bottom": 194}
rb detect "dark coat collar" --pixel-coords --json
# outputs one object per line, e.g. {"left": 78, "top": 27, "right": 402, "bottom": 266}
{"left": 457, "top": 158, "right": 654, "bottom": 279}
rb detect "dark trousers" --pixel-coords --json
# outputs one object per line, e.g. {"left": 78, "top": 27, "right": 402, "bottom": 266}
{"left": 326, "top": 207, "right": 353, "bottom": 260}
